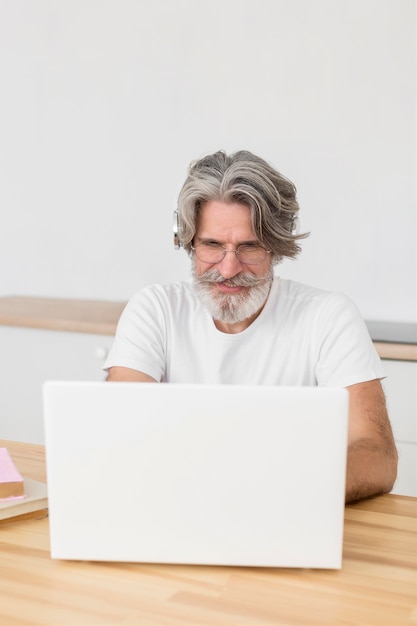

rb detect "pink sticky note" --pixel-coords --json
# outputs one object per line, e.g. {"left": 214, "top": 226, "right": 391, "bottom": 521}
{"left": 0, "top": 447, "right": 25, "bottom": 501}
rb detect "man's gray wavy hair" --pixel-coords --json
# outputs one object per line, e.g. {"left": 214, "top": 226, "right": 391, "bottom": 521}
{"left": 177, "top": 150, "right": 308, "bottom": 263}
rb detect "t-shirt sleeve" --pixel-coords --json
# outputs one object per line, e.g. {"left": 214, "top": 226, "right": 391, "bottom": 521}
{"left": 314, "top": 292, "right": 385, "bottom": 387}
{"left": 103, "top": 287, "right": 166, "bottom": 381}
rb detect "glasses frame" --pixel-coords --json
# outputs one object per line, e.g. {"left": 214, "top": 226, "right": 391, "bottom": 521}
{"left": 191, "top": 242, "right": 272, "bottom": 265}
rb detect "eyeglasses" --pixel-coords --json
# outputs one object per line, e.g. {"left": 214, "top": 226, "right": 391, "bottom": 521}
{"left": 191, "top": 242, "right": 271, "bottom": 265}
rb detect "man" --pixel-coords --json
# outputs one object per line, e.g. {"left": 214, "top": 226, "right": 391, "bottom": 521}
{"left": 105, "top": 149, "right": 398, "bottom": 503}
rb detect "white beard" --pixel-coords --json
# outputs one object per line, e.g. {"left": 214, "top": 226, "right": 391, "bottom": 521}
{"left": 192, "top": 265, "right": 274, "bottom": 324}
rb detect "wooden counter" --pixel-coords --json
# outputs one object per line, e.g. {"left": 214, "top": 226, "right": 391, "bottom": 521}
{"left": 366, "top": 320, "right": 417, "bottom": 361}
{"left": 372, "top": 340, "right": 417, "bottom": 361}
{"left": 0, "top": 296, "right": 125, "bottom": 335}
{"left": 1, "top": 439, "right": 416, "bottom": 626}
{"left": 0, "top": 296, "right": 416, "bottom": 360}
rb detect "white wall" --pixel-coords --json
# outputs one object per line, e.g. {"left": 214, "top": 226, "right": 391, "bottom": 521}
{"left": 0, "top": 0, "right": 415, "bottom": 322}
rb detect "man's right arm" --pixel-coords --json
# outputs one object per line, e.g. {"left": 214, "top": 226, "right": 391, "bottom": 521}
{"left": 106, "top": 367, "right": 157, "bottom": 383}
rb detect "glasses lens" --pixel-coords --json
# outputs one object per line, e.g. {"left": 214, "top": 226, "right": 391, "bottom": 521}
{"left": 194, "top": 243, "right": 224, "bottom": 263}
{"left": 237, "top": 245, "right": 268, "bottom": 264}
{"left": 194, "top": 243, "right": 268, "bottom": 264}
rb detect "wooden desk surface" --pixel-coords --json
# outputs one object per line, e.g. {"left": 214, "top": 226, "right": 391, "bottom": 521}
{"left": 1, "top": 440, "right": 416, "bottom": 626}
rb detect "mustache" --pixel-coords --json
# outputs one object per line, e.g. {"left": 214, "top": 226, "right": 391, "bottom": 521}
{"left": 195, "top": 268, "right": 270, "bottom": 287}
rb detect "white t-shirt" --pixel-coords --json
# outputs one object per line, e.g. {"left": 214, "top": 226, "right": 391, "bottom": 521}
{"left": 104, "top": 277, "right": 384, "bottom": 387}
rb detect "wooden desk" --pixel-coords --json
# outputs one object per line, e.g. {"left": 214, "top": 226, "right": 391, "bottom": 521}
{"left": 0, "top": 440, "right": 416, "bottom": 626}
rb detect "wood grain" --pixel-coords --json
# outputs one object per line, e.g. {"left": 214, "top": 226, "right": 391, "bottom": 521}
{"left": 0, "top": 439, "right": 416, "bottom": 626}
{"left": 0, "top": 296, "right": 126, "bottom": 335}
{"left": 0, "top": 297, "right": 416, "bottom": 362}
{"left": 373, "top": 340, "right": 417, "bottom": 362}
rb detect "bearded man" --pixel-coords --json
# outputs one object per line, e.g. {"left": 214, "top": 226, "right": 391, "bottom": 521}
{"left": 105, "top": 149, "right": 397, "bottom": 503}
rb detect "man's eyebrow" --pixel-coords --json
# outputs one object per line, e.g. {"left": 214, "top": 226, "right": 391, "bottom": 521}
{"left": 195, "top": 237, "right": 221, "bottom": 243}
{"left": 196, "top": 237, "right": 260, "bottom": 245}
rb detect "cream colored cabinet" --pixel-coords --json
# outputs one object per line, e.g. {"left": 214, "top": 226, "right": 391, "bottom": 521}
{"left": 381, "top": 359, "right": 417, "bottom": 496}
{"left": 0, "top": 326, "right": 113, "bottom": 444}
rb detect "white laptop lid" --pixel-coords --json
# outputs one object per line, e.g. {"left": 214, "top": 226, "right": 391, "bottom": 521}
{"left": 43, "top": 381, "right": 349, "bottom": 569}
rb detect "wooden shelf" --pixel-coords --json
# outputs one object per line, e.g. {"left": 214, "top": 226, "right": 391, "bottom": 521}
{"left": 372, "top": 341, "right": 417, "bottom": 362}
{"left": 0, "top": 296, "right": 415, "bottom": 360}
{"left": 0, "top": 296, "right": 126, "bottom": 336}
{"left": 366, "top": 320, "right": 417, "bottom": 361}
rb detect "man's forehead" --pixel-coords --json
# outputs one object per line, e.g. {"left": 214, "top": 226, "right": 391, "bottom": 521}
{"left": 196, "top": 201, "right": 256, "bottom": 241}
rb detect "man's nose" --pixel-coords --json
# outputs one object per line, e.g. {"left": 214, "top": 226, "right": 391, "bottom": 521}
{"left": 216, "top": 250, "right": 244, "bottom": 279}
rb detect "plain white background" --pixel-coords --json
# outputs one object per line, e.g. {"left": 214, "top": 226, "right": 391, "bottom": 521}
{"left": 0, "top": 0, "right": 415, "bottom": 322}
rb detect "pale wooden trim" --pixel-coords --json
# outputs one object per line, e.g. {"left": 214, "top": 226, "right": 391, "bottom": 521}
{"left": 0, "top": 297, "right": 416, "bottom": 361}
{"left": 0, "top": 296, "right": 126, "bottom": 335}
{"left": 374, "top": 341, "right": 417, "bottom": 362}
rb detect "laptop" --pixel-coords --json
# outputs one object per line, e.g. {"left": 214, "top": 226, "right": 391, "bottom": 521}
{"left": 43, "top": 381, "right": 349, "bottom": 569}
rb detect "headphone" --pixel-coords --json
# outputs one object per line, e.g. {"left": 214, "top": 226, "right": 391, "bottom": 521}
{"left": 173, "top": 209, "right": 299, "bottom": 250}
{"left": 291, "top": 215, "right": 300, "bottom": 236}
{"left": 173, "top": 210, "right": 181, "bottom": 250}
